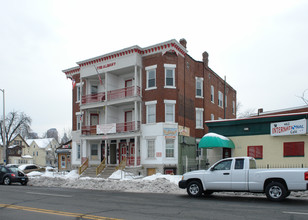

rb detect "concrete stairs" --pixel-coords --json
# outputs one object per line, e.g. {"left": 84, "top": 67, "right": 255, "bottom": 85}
{"left": 81, "top": 165, "right": 117, "bottom": 179}
{"left": 98, "top": 165, "right": 117, "bottom": 179}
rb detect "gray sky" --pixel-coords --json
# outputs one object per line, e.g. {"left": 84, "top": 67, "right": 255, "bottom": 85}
{"left": 0, "top": 0, "right": 307, "bottom": 137}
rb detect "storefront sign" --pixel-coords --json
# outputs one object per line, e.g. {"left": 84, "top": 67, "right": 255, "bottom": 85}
{"left": 97, "top": 123, "right": 116, "bottom": 134}
{"left": 163, "top": 128, "right": 177, "bottom": 139}
{"left": 178, "top": 125, "right": 190, "bottom": 136}
{"left": 271, "top": 119, "right": 307, "bottom": 136}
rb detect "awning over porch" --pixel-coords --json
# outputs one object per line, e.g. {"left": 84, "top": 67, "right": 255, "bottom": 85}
{"left": 198, "top": 133, "right": 235, "bottom": 149}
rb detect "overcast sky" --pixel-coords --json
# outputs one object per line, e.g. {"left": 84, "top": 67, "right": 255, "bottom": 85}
{"left": 0, "top": 0, "right": 307, "bottom": 137}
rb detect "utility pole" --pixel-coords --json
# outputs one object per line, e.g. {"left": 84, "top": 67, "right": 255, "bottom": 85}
{"left": 0, "top": 89, "right": 6, "bottom": 164}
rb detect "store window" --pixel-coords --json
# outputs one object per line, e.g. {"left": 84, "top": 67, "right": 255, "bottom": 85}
{"left": 284, "top": 142, "right": 304, "bottom": 157}
{"left": 166, "top": 139, "right": 175, "bottom": 158}
{"left": 247, "top": 145, "right": 263, "bottom": 159}
{"left": 147, "top": 140, "right": 155, "bottom": 158}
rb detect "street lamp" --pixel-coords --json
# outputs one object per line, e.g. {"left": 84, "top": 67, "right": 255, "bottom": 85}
{"left": 0, "top": 89, "right": 5, "bottom": 164}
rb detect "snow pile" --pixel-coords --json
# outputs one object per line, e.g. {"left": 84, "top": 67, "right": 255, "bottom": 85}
{"left": 28, "top": 170, "right": 186, "bottom": 194}
{"left": 26, "top": 170, "right": 308, "bottom": 198}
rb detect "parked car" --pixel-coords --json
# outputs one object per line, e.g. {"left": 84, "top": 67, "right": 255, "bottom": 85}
{"left": 18, "top": 164, "right": 45, "bottom": 174}
{"left": 5, "top": 164, "right": 20, "bottom": 168}
{"left": 179, "top": 157, "right": 308, "bottom": 201}
{"left": 0, "top": 165, "right": 28, "bottom": 185}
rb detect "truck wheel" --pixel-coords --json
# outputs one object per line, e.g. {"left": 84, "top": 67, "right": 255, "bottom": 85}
{"left": 187, "top": 181, "right": 203, "bottom": 197}
{"left": 265, "top": 182, "right": 287, "bottom": 202}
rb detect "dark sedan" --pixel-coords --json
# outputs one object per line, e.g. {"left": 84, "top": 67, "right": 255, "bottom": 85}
{"left": 0, "top": 165, "right": 28, "bottom": 185}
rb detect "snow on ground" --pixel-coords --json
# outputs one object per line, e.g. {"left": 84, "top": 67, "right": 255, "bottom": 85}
{"left": 27, "top": 170, "right": 308, "bottom": 198}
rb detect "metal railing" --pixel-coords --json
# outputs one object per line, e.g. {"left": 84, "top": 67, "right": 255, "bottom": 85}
{"left": 82, "top": 121, "right": 140, "bottom": 135}
{"left": 78, "top": 157, "right": 89, "bottom": 175}
{"left": 96, "top": 158, "right": 106, "bottom": 176}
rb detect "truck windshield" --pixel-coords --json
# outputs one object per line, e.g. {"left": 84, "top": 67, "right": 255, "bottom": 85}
{"left": 249, "top": 159, "right": 257, "bottom": 169}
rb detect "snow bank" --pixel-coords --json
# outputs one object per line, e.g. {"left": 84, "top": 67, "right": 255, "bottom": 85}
{"left": 27, "top": 170, "right": 308, "bottom": 198}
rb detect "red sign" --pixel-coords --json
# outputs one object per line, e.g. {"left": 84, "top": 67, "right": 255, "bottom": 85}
{"left": 97, "top": 62, "right": 116, "bottom": 70}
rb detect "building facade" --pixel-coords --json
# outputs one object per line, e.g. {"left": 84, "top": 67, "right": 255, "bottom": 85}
{"left": 7, "top": 134, "right": 33, "bottom": 165}
{"left": 26, "top": 138, "right": 59, "bottom": 167}
{"left": 206, "top": 111, "right": 308, "bottom": 168}
{"left": 63, "top": 39, "right": 236, "bottom": 175}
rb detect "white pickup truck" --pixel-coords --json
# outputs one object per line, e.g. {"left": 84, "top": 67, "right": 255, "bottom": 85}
{"left": 179, "top": 157, "right": 308, "bottom": 201}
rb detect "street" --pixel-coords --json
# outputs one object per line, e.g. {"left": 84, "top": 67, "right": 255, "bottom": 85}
{"left": 0, "top": 184, "right": 308, "bottom": 220}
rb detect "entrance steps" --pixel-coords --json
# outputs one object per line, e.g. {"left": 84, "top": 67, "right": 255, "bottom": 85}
{"left": 98, "top": 165, "right": 117, "bottom": 179}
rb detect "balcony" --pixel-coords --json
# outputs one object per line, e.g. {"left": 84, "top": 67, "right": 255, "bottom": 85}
{"left": 81, "top": 86, "right": 140, "bottom": 105}
{"left": 82, "top": 121, "right": 140, "bottom": 135}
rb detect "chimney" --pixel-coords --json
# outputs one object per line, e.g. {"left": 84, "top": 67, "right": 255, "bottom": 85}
{"left": 203, "top": 51, "right": 209, "bottom": 67}
{"left": 179, "top": 38, "right": 187, "bottom": 49}
{"left": 258, "top": 108, "right": 263, "bottom": 116}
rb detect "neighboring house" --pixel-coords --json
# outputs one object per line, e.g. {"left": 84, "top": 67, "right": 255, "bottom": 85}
{"left": 63, "top": 38, "right": 237, "bottom": 175}
{"left": 56, "top": 140, "right": 72, "bottom": 171}
{"left": 26, "top": 138, "right": 59, "bottom": 167}
{"left": 7, "top": 134, "right": 33, "bottom": 165}
{"left": 206, "top": 109, "right": 308, "bottom": 168}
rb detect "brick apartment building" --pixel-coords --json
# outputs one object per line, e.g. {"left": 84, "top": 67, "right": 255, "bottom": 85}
{"left": 63, "top": 38, "right": 236, "bottom": 175}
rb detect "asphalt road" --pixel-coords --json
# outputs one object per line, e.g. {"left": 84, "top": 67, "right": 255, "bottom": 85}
{"left": 0, "top": 184, "right": 308, "bottom": 220}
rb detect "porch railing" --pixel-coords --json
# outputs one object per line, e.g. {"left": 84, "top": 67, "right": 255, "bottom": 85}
{"left": 96, "top": 158, "right": 106, "bottom": 176}
{"left": 78, "top": 157, "right": 89, "bottom": 175}
{"left": 81, "top": 86, "right": 140, "bottom": 105}
{"left": 82, "top": 92, "right": 105, "bottom": 104}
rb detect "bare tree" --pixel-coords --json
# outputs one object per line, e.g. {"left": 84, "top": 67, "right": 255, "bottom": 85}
{"left": 297, "top": 89, "right": 308, "bottom": 105}
{"left": 0, "top": 111, "right": 32, "bottom": 164}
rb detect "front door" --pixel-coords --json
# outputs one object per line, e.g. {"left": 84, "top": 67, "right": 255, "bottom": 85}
{"left": 125, "top": 111, "right": 132, "bottom": 131}
{"left": 119, "top": 142, "right": 127, "bottom": 163}
{"left": 223, "top": 148, "right": 231, "bottom": 159}
{"left": 90, "top": 114, "right": 99, "bottom": 126}
{"left": 128, "top": 142, "right": 135, "bottom": 165}
{"left": 110, "top": 143, "right": 117, "bottom": 164}
{"left": 125, "top": 79, "right": 132, "bottom": 97}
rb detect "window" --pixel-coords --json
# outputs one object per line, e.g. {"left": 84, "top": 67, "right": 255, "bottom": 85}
{"left": 195, "top": 77, "right": 203, "bottom": 98}
{"left": 196, "top": 108, "right": 204, "bottom": 129}
{"left": 211, "top": 114, "right": 215, "bottom": 120}
{"left": 211, "top": 85, "right": 214, "bottom": 103}
{"left": 225, "top": 95, "right": 227, "bottom": 107}
{"left": 77, "top": 144, "right": 81, "bottom": 159}
{"left": 218, "top": 91, "right": 223, "bottom": 108}
{"left": 145, "top": 65, "right": 157, "bottom": 89}
{"left": 235, "top": 159, "right": 244, "bottom": 169}
{"left": 76, "top": 85, "right": 81, "bottom": 102}
{"left": 164, "top": 64, "right": 176, "bottom": 88}
{"left": 146, "top": 101, "right": 157, "bottom": 124}
{"left": 212, "top": 160, "right": 232, "bottom": 170}
{"left": 147, "top": 140, "right": 155, "bottom": 158}
{"left": 91, "top": 144, "right": 98, "bottom": 160}
{"left": 91, "top": 85, "right": 98, "bottom": 94}
{"left": 247, "top": 146, "right": 263, "bottom": 159}
{"left": 164, "top": 100, "right": 176, "bottom": 123}
{"left": 284, "top": 142, "right": 304, "bottom": 157}
{"left": 166, "top": 139, "right": 175, "bottom": 158}
{"left": 232, "top": 101, "right": 235, "bottom": 115}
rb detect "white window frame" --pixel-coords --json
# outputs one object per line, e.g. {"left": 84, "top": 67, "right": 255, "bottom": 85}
{"left": 76, "top": 112, "right": 82, "bottom": 131}
{"left": 165, "top": 139, "right": 175, "bottom": 158}
{"left": 76, "top": 84, "right": 81, "bottom": 103}
{"left": 195, "top": 77, "right": 203, "bottom": 98}
{"left": 147, "top": 139, "right": 155, "bottom": 159}
{"left": 145, "top": 101, "right": 157, "bottom": 124}
{"left": 218, "top": 91, "right": 224, "bottom": 108}
{"left": 196, "top": 108, "right": 204, "bottom": 129}
{"left": 164, "top": 100, "right": 176, "bottom": 123}
{"left": 145, "top": 65, "right": 157, "bottom": 90}
{"left": 164, "top": 64, "right": 176, "bottom": 89}
{"left": 211, "top": 85, "right": 214, "bottom": 103}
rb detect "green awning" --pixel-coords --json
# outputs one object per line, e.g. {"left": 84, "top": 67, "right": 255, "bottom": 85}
{"left": 198, "top": 133, "right": 235, "bottom": 149}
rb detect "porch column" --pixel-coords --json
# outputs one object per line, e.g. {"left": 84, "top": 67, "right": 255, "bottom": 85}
{"left": 139, "top": 66, "right": 142, "bottom": 97}
{"left": 134, "top": 136, "right": 137, "bottom": 166}
{"left": 134, "top": 101, "right": 138, "bottom": 131}
{"left": 134, "top": 65, "right": 137, "bottom": 96}
{"left": 105, "top": 72, "right": 108, "bottom": 101}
